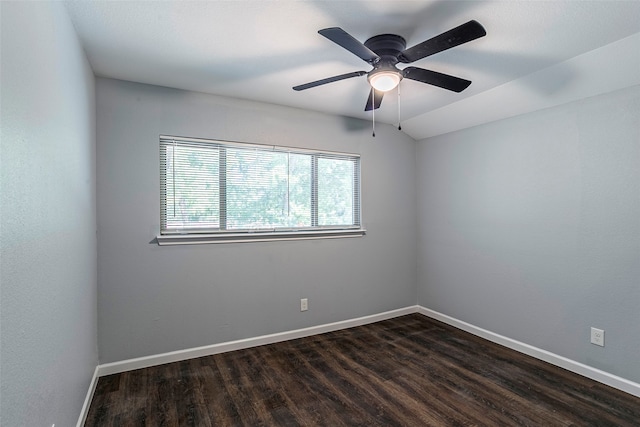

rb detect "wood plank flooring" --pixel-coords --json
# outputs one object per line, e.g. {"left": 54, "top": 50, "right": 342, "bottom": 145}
{"left": 85, "top": 314, "right": 640, "bottom": 426}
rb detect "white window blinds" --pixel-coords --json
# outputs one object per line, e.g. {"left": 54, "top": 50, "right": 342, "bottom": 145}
{"left": 160, "top": 136, "right": 361, "bottom": 238}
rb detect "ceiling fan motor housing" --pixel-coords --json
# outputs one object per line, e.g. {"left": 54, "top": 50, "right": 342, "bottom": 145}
{"left": 364, "top": 34, "right": 407, "bottom": 85}
{"left": 364, "top": 34, "right": 407, "bottom": 61}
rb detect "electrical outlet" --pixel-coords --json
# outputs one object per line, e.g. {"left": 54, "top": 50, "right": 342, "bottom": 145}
{"left": 300, "top": 298, "right": 308, "bottom": 312}
{"left": 591, "top": 327, "right": 604, "bottom": 347}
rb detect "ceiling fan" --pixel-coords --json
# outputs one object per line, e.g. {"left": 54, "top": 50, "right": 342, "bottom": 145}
{"left": 293, "top": 20, "right": 486, "bottom": 112}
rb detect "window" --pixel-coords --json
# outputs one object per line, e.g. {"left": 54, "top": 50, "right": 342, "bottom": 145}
{"left": 157, "top": 136, "right": 364, "bottom": 244}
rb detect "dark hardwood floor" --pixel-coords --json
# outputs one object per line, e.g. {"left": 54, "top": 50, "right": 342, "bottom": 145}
{"left": 85, "top": 314, "right": 640, "bottom": 426}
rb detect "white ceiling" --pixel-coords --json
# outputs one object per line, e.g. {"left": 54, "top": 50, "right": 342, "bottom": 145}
{"left": 64, "top": 1, "right": 640, "bottom": 140}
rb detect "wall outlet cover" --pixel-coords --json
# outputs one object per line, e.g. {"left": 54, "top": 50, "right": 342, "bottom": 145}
{"left": 590, "top": 327, "right": 604, "bottom": 347}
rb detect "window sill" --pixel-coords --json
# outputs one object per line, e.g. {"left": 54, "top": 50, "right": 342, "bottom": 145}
{"left": 155, "top": 228, "right": 366, "bottom": 246}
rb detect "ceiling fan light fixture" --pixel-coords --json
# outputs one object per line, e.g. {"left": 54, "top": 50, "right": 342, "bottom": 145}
{"left": 368, "top": 71, "right": 401, "bottom": 92}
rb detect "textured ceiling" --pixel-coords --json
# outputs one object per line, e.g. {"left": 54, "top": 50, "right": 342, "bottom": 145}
{"left": 64, "top": 1, "right": 640, "bottom": 140}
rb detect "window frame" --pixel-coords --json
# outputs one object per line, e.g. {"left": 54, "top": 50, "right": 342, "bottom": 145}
{"left": 156, "top": 135, "right": 365, "bottom": 245}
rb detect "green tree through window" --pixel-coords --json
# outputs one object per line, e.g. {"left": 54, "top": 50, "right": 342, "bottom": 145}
{"left": 160, "top": 137, "right": 360, "bottom": 235}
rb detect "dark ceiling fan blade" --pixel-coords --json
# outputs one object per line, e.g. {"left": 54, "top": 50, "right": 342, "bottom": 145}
{"left": 293, "top": 71, "right": 367, "bottom": 91}
{"left": 402, "top": 67, "right": 471, "bottom": 92}
{"left": 364, "top": 88, "right": 384, "bottom": 111}
{"left": 319, "top": 27, "right": 380, "bottom": 64}
{"left": 398, "top": 20, "right": 486, "bottom": 63}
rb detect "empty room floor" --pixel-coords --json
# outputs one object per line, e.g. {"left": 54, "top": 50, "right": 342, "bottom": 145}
{"left": 85, "top": 314, "right": 640, "bottom": 426}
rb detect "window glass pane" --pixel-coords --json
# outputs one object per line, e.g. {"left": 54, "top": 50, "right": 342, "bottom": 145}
{"left": 164, "top": 144, "right": 219, "bottom": 230}
{"left": 287, "top": 153, "right": 312, "bottom": 227}
{"left": 225, "top": 148, "right": 311, "bottom": 229}
{"left": 317, "top": 157, "right": 354, "bottom": 226}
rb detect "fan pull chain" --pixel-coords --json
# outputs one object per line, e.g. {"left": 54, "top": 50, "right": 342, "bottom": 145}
{"left": 397, "top": 83, "right": 402, "bottom": 131}
{"left": 372, "top": 93, "right": 376, "bottom": 137}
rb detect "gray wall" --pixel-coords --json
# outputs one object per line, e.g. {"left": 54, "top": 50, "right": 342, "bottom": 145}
{"left": 0, "top": 2, "right": 98, "bottom": 426}
{"left": 96, "top": 78, "right": 417, "bottom": 363}
{"left": 417, "top": 85, "right": 640, "bottom": 383}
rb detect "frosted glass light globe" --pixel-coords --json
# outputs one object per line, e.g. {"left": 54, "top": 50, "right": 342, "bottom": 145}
{"left": 369, "top": 71, "right": 401, "bottom": 92}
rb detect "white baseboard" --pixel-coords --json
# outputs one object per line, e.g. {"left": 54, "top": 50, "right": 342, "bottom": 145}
{"left": 87, "top": 304, "right": 639, "bottom": 406}
{"left": 417, "top": 306, "right": 640, "bottom": 398}
{"left": 76, "top": 366, "right": 99, "bottom": 427}
{"left": 97, "top": 306, "right": 419, "bottom": 377}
